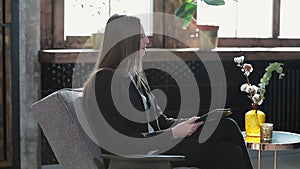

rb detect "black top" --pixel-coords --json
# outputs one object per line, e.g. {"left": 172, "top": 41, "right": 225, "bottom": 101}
{"left": 94, "top": 69, "right": 182, "bottom": 138}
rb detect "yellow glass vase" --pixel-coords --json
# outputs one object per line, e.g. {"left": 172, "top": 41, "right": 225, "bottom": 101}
{"left": 245, "top": 107, "right": 265, "bottom": 137}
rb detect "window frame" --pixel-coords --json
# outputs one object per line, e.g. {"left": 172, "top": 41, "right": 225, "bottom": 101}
{"left": 218, "top": 0, "right": 300, "bottom": 47}
{"left": 40, "top": 0, "right": 300, "bottom": 50}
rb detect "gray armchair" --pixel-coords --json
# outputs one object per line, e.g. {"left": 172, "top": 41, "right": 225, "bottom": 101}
{"left": 32, "top": 88, "right": 104, "bottom": 169}
{"left": 31, "top": 88, "right": 198, "bottom": 169}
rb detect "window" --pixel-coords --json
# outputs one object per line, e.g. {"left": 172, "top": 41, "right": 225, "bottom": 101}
{"left": 65, "top": 0, "right": 153, "bottom": 37}
{"left": 42, "top": 0, "right": 300, "bottom": 49}
{"left": 280, "top": 0, "right": 300, "bottom": 38}
{"left": 197, "top": 0, "right": 273, "bottom": 38}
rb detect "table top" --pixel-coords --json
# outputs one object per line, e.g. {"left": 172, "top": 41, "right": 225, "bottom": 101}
{"left": 242, "top": 131, "right": 300, "bottom": 151}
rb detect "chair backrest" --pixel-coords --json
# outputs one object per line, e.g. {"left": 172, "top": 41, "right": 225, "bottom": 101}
{"left": 31, "top": 88, "right": 104, "bottom": 169}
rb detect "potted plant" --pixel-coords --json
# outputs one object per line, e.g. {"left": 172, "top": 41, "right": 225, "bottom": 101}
{"left": 174, "top": 0, "right": 235, "bottom": 49}
{"left": 233, "top": 56, "right": 285, "bottom": 137}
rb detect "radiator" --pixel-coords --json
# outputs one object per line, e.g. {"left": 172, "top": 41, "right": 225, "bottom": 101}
{"left": 265, "top": 69, "right": 300, "bottom": 133}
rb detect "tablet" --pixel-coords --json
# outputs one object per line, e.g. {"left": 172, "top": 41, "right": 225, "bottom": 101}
{"left": 195, "top": 108, "right": 232, "bottom": 123}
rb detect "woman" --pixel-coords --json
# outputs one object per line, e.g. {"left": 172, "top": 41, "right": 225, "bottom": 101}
{"left": 83, "top": 14, "right": 253, "bottom": 169}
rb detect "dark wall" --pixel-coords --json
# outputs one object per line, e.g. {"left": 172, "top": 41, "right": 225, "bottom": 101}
{"left": 145, "top": 60, "right": 300, "bottom": 133}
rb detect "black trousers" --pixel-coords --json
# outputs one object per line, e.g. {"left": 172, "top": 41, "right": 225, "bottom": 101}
{"left": 164, "top": 118, "right": 253, "bottom": 169}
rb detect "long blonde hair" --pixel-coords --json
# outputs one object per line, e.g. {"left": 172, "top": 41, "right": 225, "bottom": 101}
{"left": 84, "top": 14, "right": 143, "bottom": 100}
{"left": 98, "top": 15, "right": 142, "bottom": 72}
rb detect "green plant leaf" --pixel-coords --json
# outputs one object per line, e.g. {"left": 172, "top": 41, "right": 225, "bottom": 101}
{"left": 258, "top": 88, "right": 265, "bottom": 94}
{"left": 260, "top": 78, "right": 268, "bottom": 83}
{"left": 279, "top": 73, "right": 285, "bottom": 79}
{"left": 263, "top": 72, "right": 272, "bottom": 79}
{"left": 174, "top": 2, "right": 197, "bottom": 19}
{"left": 257, "top": 62, "right": 284, "bottom": 102}
{"left": 174, "top": 2, "right": 197, "bottom": 29}
{"left": 276, "top": 67, "right": 283, "bottom": 74}
{"left": 203, "top": 0, "right": 225, "bottom": 5}
{"left": 264, "top": 81, "right": 269, "bottom": 86}
{"left": 258, "top": 83, "right": 265, "bottom": 88}
{"left": 182, "top": 16, "right": 193, "bottom": 30}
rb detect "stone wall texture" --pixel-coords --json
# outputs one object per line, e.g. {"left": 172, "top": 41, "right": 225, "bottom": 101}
{"left": 19, "top": 0, "right": 41, "bottom": 168}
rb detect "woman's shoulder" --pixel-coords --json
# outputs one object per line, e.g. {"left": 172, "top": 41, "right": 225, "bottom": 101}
{"left": 94, "top": 68, "right": 130, "bottom": 92}
{"left": 96, "top": 68, "right": 114, "bottom": 74}
{"left": 95, "top": 68, "right": 114, "bottom": 79}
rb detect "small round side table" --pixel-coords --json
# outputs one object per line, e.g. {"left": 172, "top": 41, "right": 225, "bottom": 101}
{"left": 242, "top": 131, "right": 300, "bottom": 169}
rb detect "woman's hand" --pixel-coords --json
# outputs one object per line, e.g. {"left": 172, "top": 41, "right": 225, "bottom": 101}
{"left": 171, "top": 116, "right": 204, "bottom": 139}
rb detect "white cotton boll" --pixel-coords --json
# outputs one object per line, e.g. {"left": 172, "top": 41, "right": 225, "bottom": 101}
{"left": 234, "top": 56, "right": 245, "bottom": 66}
{"left": 243, "top": 63, "right": 253, "bottom": 77}
{"left": 234, "top": 57, "right": 238, "bottom": 63}
{"left": 245, "top": 85, "right": 253, "bottom": 93}
{"left": 240, "top": 55, "right": 245, "bottom": 62}
{"left": 240, "top": 83, "right": 249, "bottom": 92}
{"left": 249, "top": 85, "right": 258, "bottom": 94}
{"left": 252, "top": 94, "right": 262, "bottom": 105}
{"left": 244, "top": 71, "right": 250, "bottom": 76}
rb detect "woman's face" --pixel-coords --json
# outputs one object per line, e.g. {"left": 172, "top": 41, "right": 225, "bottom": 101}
{"left": 140, "top": 26, "right": 150, "bottom": 57}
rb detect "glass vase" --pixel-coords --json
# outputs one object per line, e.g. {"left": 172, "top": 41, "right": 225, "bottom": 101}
{"left": 245, "top": 105, "right": 265, "bottom": 137}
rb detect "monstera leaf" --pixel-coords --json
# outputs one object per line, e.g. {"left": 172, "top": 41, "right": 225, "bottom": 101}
{"left": 174, "top": 0, "right": 230, "bottom": 29}
{"left": 203, "top": 0, "right": 225, "bottom": 5}
{"left": 174, "top": 1, "right": 197, "bottom": 29}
